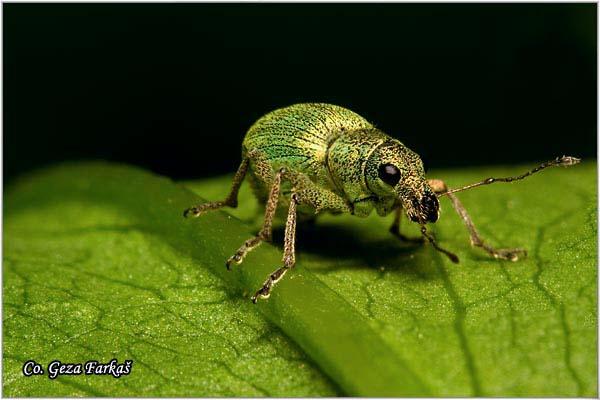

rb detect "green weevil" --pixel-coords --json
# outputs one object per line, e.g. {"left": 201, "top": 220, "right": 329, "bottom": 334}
{"left": 184, "top": 103, "right": 580, "bottom": 303}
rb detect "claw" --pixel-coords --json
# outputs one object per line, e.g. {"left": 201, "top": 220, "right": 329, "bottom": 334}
{"left": 183, "top": 207, "right": 202, "bottom": 218}
{"left": 494, "top": 248, "right": 527, "bottom": 262}
{"left": 557, "top": 155, "right": 581, "bottom": 167}
{"left": 250, "top": 266, "right": 287, "bottom": 303}
{"left": 251, "top": 287, "right": 270, "bottom": 304}
{"left": 225, "top": 253, "right": 243, "bottom": 269}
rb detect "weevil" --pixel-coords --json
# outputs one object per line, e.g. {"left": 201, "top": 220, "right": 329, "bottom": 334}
{"left": 184, "top": 103, "right": 580, "bottom": 303}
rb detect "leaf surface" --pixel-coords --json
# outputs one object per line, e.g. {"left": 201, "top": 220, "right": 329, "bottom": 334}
{"left": 3, "top": 165, "right": 339, "bottom": 397}
{"left": 3, "top": 161, "right": 597, "bottom": 396}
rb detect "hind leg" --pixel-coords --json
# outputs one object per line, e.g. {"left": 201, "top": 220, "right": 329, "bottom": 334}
{"left": 184, "top": 156, "right": 250, "bottom": 217}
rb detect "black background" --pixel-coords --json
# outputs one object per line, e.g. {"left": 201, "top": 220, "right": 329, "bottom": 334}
{"left": 4, "top": 3, "right": 596, "bottom": 183}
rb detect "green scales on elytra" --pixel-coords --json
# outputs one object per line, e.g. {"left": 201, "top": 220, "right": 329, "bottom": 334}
{"left": 184, "top": 103, "right": 580, "bottom": 303}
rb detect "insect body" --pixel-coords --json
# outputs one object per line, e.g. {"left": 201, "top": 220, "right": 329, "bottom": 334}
{"left": 184, "top": 103, "right": 580, "bottom": 302}
{"left": 243, "top": 104, "right": 437, "bottom": 221}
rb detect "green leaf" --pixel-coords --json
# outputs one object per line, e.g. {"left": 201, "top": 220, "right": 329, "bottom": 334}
{"left": 4, "top": 161, "right": 597, "bottom": 396}
{"left": 3, "top": 164, "right": 339, "bottom": 397}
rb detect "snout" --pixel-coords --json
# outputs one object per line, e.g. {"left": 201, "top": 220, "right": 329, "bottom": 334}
{"left": 421, "top": 193, "right": 439, "bottom": 222}
{"left": 408, "top": 192, "right": 439, "bottom": 223}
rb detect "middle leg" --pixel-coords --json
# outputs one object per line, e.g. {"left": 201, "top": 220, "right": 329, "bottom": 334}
{"left": 250, "top": 173, "right": 350, "bottom": 302}
{"left": 251, "top": 193, "right": 299, "bottom": 303}
{"left": 226, "top": 167, "right": 285, "bottom": 269}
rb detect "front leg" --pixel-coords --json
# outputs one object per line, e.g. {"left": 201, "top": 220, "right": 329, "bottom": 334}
{"left": 428, "top": 179, "right": 527, "bottom": 261}
{"left": 389, "top": 207, "right": 425, "bottom": 243}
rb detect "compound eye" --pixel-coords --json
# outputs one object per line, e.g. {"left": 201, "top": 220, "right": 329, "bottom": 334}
{"left": 378, "top": 163, "right": 401, "bottom": 186}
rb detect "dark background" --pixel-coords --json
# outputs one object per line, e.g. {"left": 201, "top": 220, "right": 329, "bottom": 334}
{"left": 4, "top": 3, "right": 596, "bottom": 183}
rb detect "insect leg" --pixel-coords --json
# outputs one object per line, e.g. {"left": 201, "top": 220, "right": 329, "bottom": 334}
{"left": 284, "top": 171, "right": 351, "bottom": 214}
{"left": 183, "top": 157, "right": 250, "bottom": 218}
{"left": 420, "top": 224, "right": 459, "bottom": 263}
{"left": 389, "top": 207, "right": 424, "bottom": 243}
{"left": 249, "top": 173, "right": 349, "bottom": 302}
{"left": 428, "top": 178, "right": 527, "bottom": 261}
{"left": 225, "top": 167, "right": 284, "bottom": 269}
{"left": 251, "top": 193, "right": 299, "bottom": 303}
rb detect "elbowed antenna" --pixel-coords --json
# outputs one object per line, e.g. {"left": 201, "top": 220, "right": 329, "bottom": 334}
{"left": 438, "top": 155, "right": 581, "bottom": 197}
